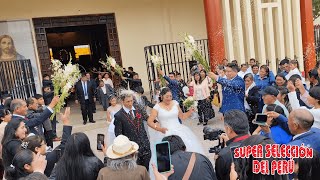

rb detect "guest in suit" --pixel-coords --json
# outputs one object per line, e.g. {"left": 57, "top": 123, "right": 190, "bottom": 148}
{"left": 243, "top": 73, "right": 260, "bottom": 134}
{"left": 43, "top": 84, "right": 60, "bottom": 142}
{"left": 0, "top": 94, "right": 11, "bottom": 110}
{"left": 97, "top": 80, "right": 114, "bottom": 111}
{"left": 25, "top": 97, "right": 44, "bottom": 136}
{"left": 208, "top": 63, "right": 245, "bottom": 114}
{"left": 86, "top": 72, "right": 97, "bottom": 113}
{"left": 10, "top": 97, "right": 59, "bottom": 133}
{"left": 75, "top": 73, "right": 96, "bottom": 125}
{"left": 287, "top": 109, "right": 320, "bottom": 153}
{"left": 114, "top": 90, "right": 151, "bottom": 170}
{"left": 122, "top": 73, "right": 142, "bottom": 91}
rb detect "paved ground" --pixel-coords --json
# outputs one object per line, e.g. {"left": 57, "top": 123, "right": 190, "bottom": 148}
{"left": 54, "top": 102, "right": 225, "bottom": 164}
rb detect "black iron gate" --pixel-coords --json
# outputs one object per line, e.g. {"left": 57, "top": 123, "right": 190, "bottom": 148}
{"left": 144, "top": 39, "right": 209, "bottom": 97}
{"left": 0, "top": 59, "right": 36, "bottom": 99}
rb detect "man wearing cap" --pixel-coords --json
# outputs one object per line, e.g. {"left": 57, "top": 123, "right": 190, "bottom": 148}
{"left": 260, "top": 86, "right": 289, "bottom": 117}
{"left": 114, "top": 90, "right": 151, "bottom": 171}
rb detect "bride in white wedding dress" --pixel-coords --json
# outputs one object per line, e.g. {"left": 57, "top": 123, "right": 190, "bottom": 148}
{"left": 147, "top": 87, "right": 204, "bottom": 155}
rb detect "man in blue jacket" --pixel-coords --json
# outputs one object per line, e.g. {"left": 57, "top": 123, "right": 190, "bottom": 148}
{"left": 209, "top": 63, "right": 245, "bottom": 114}
{"left": 287, "top": 109, "right": 320, "bottom": 153}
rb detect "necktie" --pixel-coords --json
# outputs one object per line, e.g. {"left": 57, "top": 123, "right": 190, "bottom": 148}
{"left": 129, "top": 110, "right": 134, "bottom": 120}
{"left": 84, "top": 82, "right": 88, "bottom": 96}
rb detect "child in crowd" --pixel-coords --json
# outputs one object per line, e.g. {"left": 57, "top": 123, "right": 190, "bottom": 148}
{"left": 43, "top": 85, "right": 61, "bottom": 141}
{"left": 285, "top": 59, "right": 303, "bottom": 81}
{"left": 34, "top": 94, "right": 54, "bottom": 148}
{"left": 106, "top": 96, "right": 122, "bottom": 147}
{"left": 153, "top": 88, "right": 160, "bottom": 104}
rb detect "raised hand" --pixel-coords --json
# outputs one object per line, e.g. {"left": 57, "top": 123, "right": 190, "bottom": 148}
{"left": 60, "top": 107, "right": 70, "bottom": 125}
{"left": 266, "top": 111, "right": 280, "bottom": 119}
{"left": 48, "top": 96, "right": 60, "bottom": 109}
{"left": 287, "top": 81, "right": 295, "bottom": 92}
{"left": 31, "top": 152, "right": 47, "bottom": 174}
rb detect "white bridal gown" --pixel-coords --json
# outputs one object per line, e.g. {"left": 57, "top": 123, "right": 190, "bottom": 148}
{"left": 148, "top": 101, "right": 204, "bottom": 179}
{"left": 152, "top": 101, "right": 204, "bottom": 154}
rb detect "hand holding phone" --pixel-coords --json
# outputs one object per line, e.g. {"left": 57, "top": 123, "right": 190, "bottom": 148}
{"left": 97, "top": 134, "right": 105, "bottom": 151}
{"left": 252, "top": 113, "right": 268, "bottom": 126}
{"left": 156, "top": 141, "right": 171, "bottom": 173}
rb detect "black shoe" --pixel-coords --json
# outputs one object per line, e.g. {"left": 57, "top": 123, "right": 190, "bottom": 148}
{"left": 83, "top": 121, "right": 87, "bottom": 125}
{"left": 90, "top": 120, "right": 96, "bottom": 123}
{"left": 93, "top": 111, "right": 96, "bottom": 113}
{"left": 197, "top": 122, "right": 202, "bottom": 125}
{"left": 203, "top": 122, "right": 208, "bottom": 126}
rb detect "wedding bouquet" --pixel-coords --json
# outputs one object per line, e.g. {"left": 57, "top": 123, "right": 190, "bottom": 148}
{"left": 183, "top": 34, "right": 211, "bottom": 73}
{"left": 50, "top": 58, "right": 81, "bottom": 119}
{"left": 150, "top": 54, "right": 166, "bottom": 87}
{"left": 183, "top": 96, "right": 198, "bottom": 111}
{"left": 99, "top": 55, "right": 123, "bottom": 77}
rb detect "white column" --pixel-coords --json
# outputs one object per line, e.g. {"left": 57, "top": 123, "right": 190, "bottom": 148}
{"left": 243, "top": 0, "right": 255, "bottom": 61}
{"left": 291, "top": 0, "right": 304, "bottom": 72}
{"left": 232, "top": 0, "right": 245, "bottom": 64}
{"left": 282, "top": 0, "right": 294, "bottom": 59}
{"left": 255, "top": 0, "right": 266, "bottom": 65}
{"left": 266, "top": 7, "right": 277, "bottom": 73}
{"left": 274, "top": 0, "right": 285, "bottom": 61}
{"left": 222, "top": 0, "right": 234, "bottom": 61}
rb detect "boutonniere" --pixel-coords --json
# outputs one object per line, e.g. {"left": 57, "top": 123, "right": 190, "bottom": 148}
{"left": 136, "top": 112, "right": 142, "bottom": 119}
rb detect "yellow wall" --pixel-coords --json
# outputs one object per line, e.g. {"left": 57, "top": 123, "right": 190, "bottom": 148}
{"left": 1, "top": 0, "right": 207, "bottom": 91}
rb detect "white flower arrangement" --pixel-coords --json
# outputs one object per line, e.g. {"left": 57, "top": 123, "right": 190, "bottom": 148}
{"left": 108, "top": 56, "right": 117, "bottom": 68}
{"left": 183, "top": 34, "right": 210, "bottom": 73}
{"left": 150, "top": 54, "right": 166, "bottom": 87}
{"left": 99, "top": 55, "right": 123, "bottom": 77}
{"left": 183, "top": 96, "right": 198, "bottom": 111}
{"left": 50, "top": 58, "right": 81, "bottom": 120}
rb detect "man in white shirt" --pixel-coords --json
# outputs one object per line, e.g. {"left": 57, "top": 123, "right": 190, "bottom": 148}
{"left": 238, "top": 64, "right": 248, "bottom": 79}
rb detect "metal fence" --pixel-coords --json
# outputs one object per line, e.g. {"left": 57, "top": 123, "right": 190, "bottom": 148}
{"left": 144, "top": 39, "right": 210, "bottom": 97}
{"left": 0, "top": 59, "right": 36, "bottom": 99}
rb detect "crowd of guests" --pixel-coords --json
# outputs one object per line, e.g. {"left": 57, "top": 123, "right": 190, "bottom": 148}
{"left": 0, "top": 57, "right": 320, "bottom": 180}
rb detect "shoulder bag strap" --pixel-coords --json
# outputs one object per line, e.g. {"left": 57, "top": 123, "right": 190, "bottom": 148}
{"left": 182, "top": 153, "right": 196, "bottom": 180}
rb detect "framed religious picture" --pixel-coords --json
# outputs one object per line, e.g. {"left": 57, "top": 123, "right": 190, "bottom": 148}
{"left": 0, "top": 19, "right": 41, "bottom": 98}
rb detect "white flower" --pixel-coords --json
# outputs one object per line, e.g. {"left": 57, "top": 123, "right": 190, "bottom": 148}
{"left": 150, "top": 54, "right": 163, "bottom": 68}
{"left": 187, "top": 96, "right": 194, "bottom": 101}
{"left": 108, "top": 56, "right": 116, "bottom": 68}
{"left": 193, "top": 101, "right": 198, "bottom": 108}
{"left": 187, "top": 35, "right": 195, "bottom": 45}
{"left": 184, "top": 34, "right": 197, "bottom": 59}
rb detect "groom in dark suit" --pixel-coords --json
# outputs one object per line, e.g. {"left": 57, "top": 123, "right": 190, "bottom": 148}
{"left": 75, "top": 73, "right": 96, "bottom": 125}
{"left": 114, "top": 91, "right": 151, "bottom": 170}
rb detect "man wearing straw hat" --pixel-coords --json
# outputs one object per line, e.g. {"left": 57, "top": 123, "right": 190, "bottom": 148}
{"left": 97, "top": 135, "right": 150, "bottom": 179}
{"left": 114, "top": 90, "right": 151, "bottom": 171}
